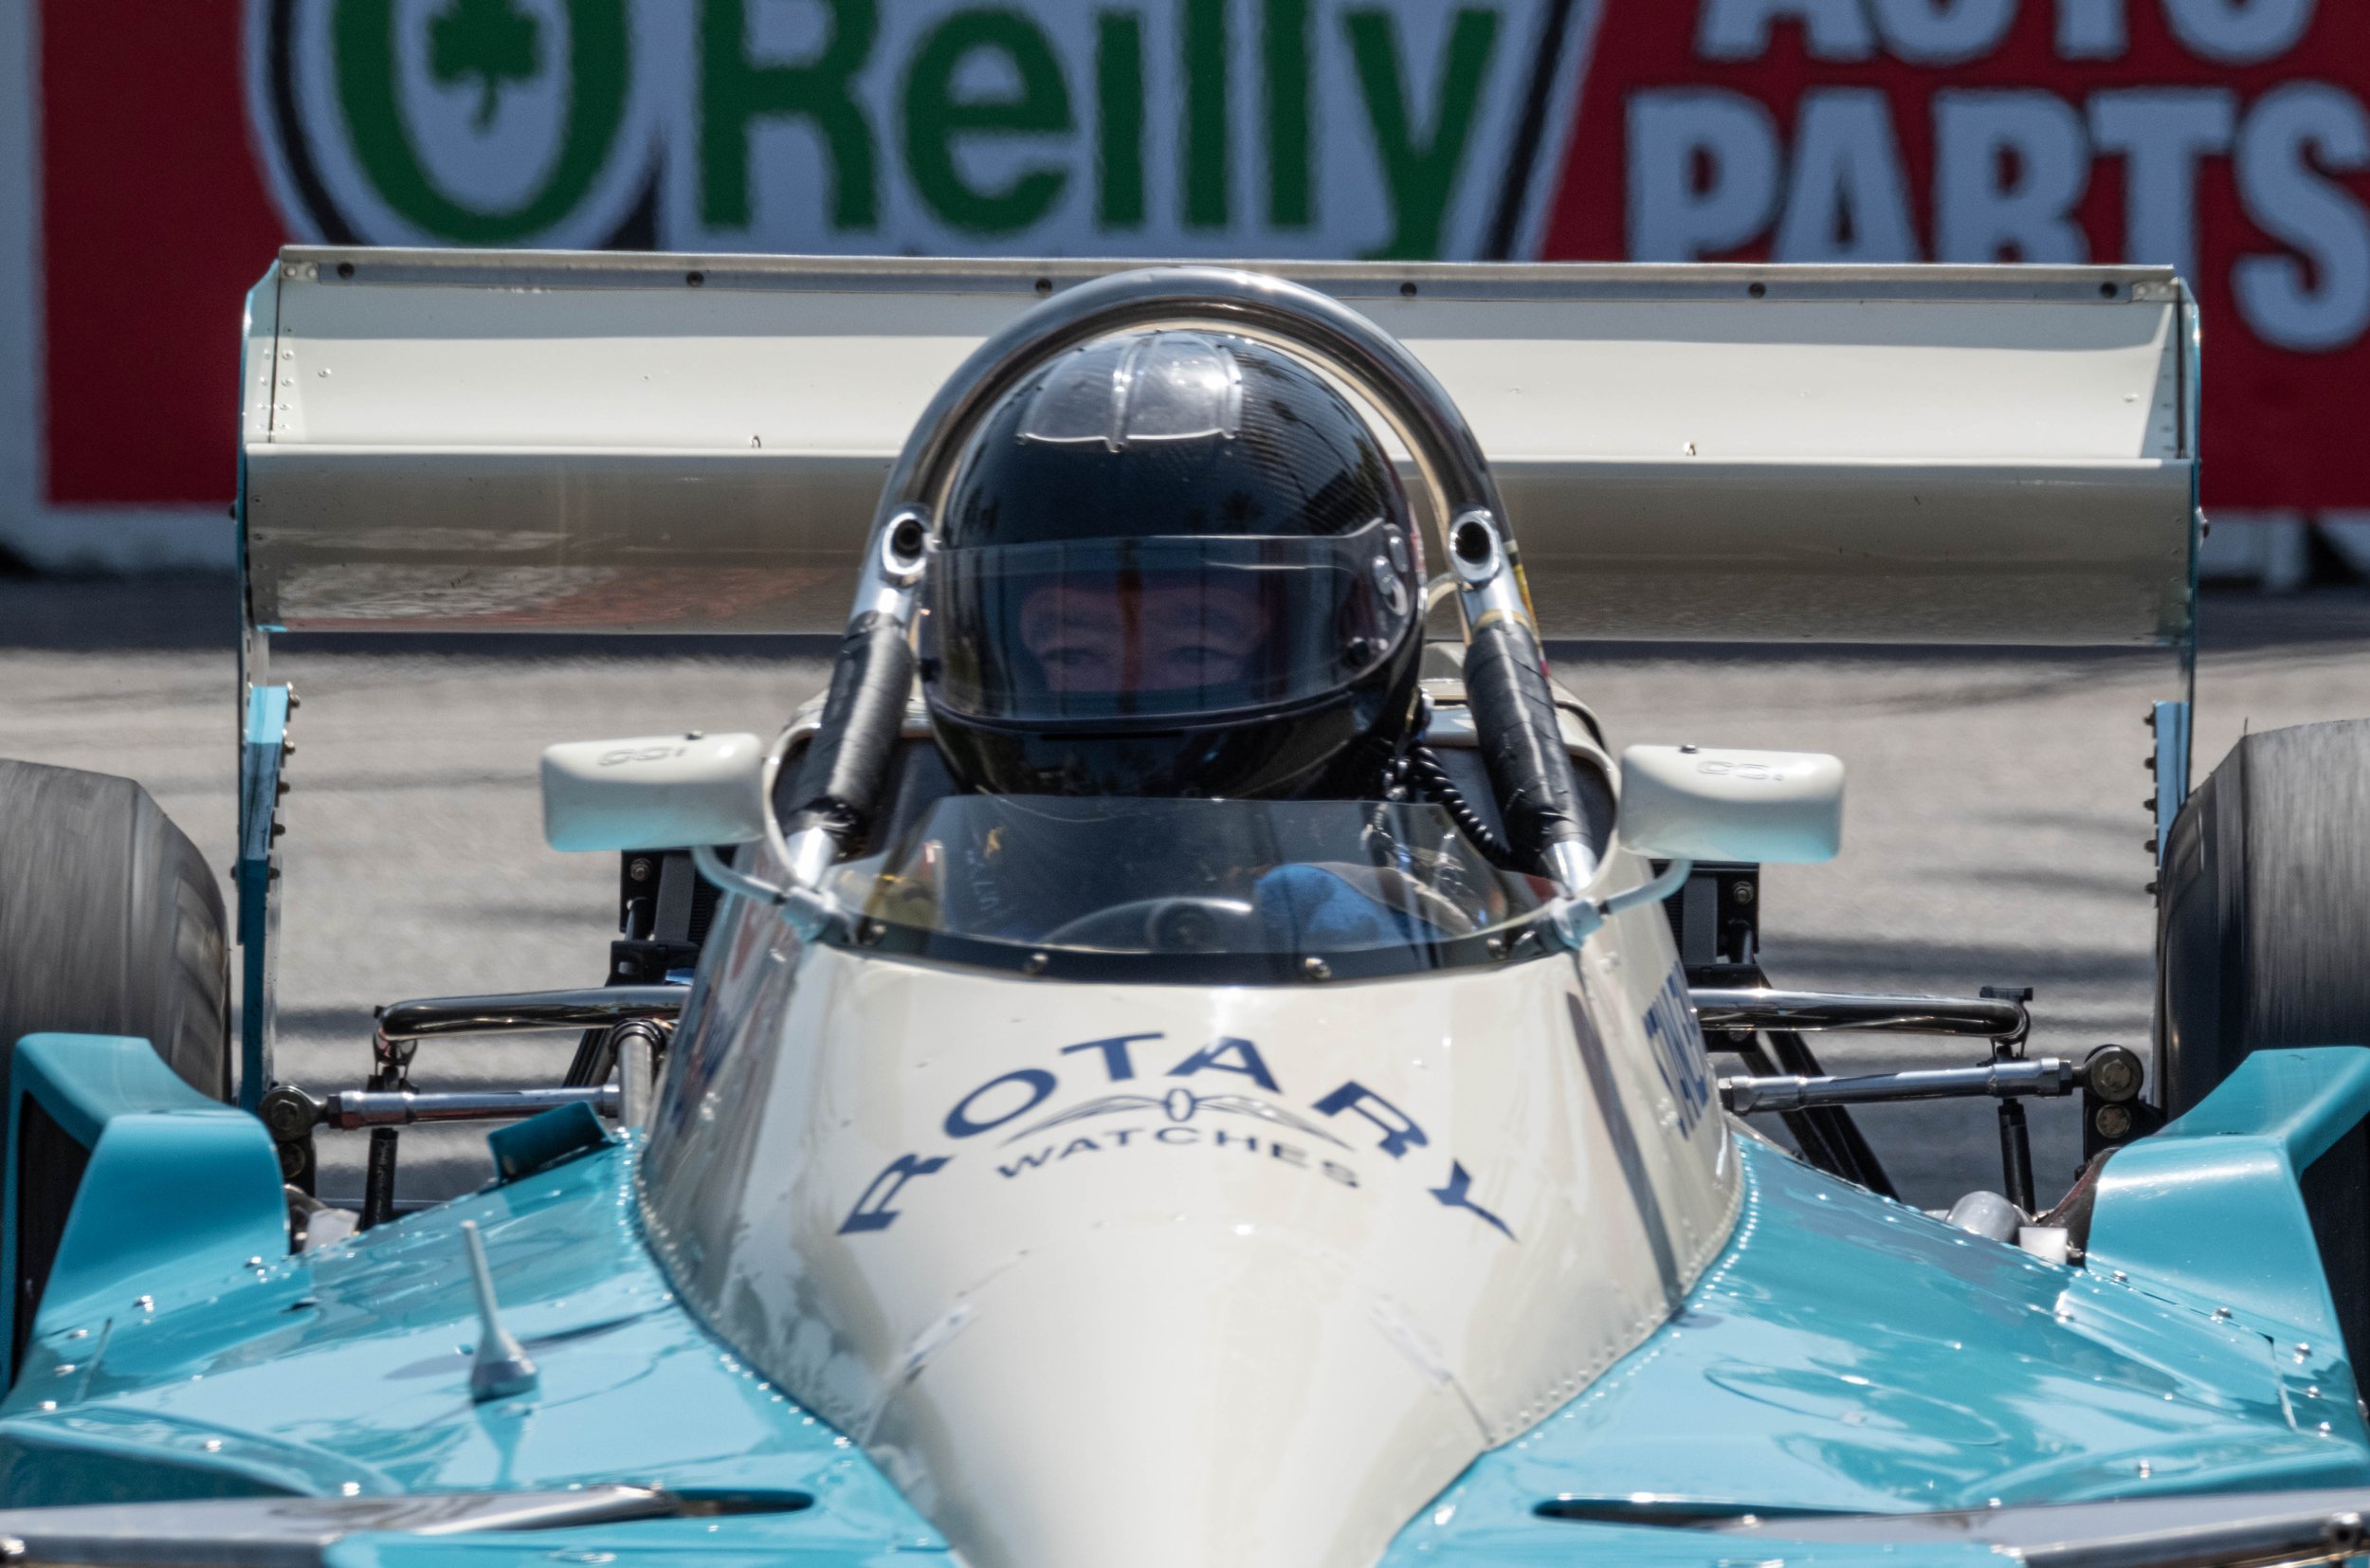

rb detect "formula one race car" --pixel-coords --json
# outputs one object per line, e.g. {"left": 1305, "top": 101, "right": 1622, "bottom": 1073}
{"left": 2, "top": 252, "right": 2368, "bottom": 1568}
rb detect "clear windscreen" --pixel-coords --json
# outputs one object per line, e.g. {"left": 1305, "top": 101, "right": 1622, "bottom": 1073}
{"left": 830, "top": 794, "right": 1553, "bottom": 961}
{"left": 924, "top": 519, "right": 1417, "bottom": 723}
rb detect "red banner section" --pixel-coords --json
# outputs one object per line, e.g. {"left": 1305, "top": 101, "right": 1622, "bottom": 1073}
{"left": 25, "top": 0, "right": 2370, "bottom": 517}
{"left": 1547, "top": 0, "right": 2370, "bottom": 508}
{"left": 41, "top": 1, "right": 283, "bottom": 506}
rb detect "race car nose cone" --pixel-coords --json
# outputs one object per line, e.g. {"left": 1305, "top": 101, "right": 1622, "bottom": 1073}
{"left": 865, "top": 1224, "right": 1485, "bottom": 1568}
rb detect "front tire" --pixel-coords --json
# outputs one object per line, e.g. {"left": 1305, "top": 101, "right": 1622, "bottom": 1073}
{"left": 2158, "top": 718, "right": 2370, "bottom": 1365}
{"left": 0, "top": 759, "right": 231, "bottom": 1103}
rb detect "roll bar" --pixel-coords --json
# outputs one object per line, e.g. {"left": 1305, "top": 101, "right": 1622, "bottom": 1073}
{"left": 777, "top": 266, "right": 1599, "bottom": 893}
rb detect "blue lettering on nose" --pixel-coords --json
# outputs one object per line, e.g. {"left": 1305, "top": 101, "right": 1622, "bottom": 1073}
{"left": 1642, "top": 967, "right": 1713, "bottom": 1138}
{"left": 839, "top": 1153, "right": 951, "bottom": 1234}
{"left": 1430, "top": 1159, "right": 1515, "bottom": 1241}
{"left": 1166, "top": 1036, "right": 1281, "bottom": 1090}
{"left": 945, "top": 1068, "right": 1059, "bottom": 1139}
{"left": 1310, "top": 1080, "right": 1429, "bottom": 1158}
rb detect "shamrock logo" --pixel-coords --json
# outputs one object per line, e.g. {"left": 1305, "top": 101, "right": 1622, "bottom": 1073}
{"left": 430, "top": 0, "right": 542, "bottom": 130}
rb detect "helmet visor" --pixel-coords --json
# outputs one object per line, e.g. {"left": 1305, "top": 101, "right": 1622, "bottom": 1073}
{"left": 927, "top": 518, "right": 1419, "bottom": 724}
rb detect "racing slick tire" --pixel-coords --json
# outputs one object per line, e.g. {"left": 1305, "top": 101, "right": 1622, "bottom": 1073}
{"left": 0, "top": 758, "right": 232, "bottom": 1112}
{"left": 2157, "top": 718, "right": 2370, "bottom": 1365}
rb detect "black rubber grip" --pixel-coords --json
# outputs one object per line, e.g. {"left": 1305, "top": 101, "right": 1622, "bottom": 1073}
{"left": 786, "top": 614, "right": 916, "bottom": 848}
{"left": 1461, "top": 616, "right": 1590, "bottom": 873}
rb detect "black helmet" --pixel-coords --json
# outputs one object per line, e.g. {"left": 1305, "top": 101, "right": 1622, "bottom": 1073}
{"left": 920, "top": 329, "right": 1426, "bottom": 799}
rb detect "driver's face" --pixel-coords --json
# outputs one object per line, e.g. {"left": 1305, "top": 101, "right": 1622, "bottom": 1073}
{"left": 1019, "top": 577, "right": 1267, "bottom": 695}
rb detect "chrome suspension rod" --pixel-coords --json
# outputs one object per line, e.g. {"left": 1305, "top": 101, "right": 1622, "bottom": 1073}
{"left": 1692, "top": 988, "right": 2029, "bottom": 1043}
{"left": 323, "top": 1085, "right": 620, "bottom": 1130}
{"left": 1722, "top": 1058, "right": 2074, "bottom": 1115}
{"left": 375, "top": 988, "right": 684, "bottom": 1043}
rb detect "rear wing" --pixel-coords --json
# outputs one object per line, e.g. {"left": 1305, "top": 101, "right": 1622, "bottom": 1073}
{"left": 239, "top": 250, "right": 2197, "bottom": 647}
{"left": 226, "top": 249, "right": 2201, "bottom": 1116}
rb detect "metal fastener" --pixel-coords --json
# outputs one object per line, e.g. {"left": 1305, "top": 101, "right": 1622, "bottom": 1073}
{"left": 1304, "top": 957, "right": 1333, "bottom": 981}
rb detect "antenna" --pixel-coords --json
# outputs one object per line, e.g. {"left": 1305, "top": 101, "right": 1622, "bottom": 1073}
{"left": 461, "top": 1220, "right": 538, "bottom": 1403}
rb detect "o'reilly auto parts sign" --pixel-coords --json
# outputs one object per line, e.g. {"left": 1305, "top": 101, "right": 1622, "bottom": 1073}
{"left": 247, "top": 0, "right": 1598, "bottom": 259}
{"left": 13, "top": 0, "right": 2370, "bottom": 564}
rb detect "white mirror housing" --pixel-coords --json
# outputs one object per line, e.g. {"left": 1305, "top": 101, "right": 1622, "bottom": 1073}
{"left": 541, "top": 733, "right": 771, "bottom": 852}
{"left": 1618, "top": 745, "right": 1844, "bottom": 865}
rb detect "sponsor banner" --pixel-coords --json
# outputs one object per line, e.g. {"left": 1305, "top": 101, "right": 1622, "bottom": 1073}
{"left": 13, "top": 0, "right": 2370, "bottom": 556}
{"left": 246, "top": 0, "right": 1593, "bottom": 260}
{"left": 1546, "top": 0, "right": 2370, "bottom": 516}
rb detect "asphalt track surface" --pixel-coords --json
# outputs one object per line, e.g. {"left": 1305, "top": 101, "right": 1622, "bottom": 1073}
{"left": 8, "top": 576, "right": 2370, "bottom": 1214}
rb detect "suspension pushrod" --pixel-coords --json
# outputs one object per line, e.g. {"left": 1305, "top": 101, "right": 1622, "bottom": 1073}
{"left": 1722, "top": 1058, "right": 2074, "bottom": 1115}
{"left": 374, "top": 988, "right": 684, "bottom": 1051}
{"left": 1692, "top": 988, "right": 2028, "bottom": 1043}
{"left": 324, "top": 1085, "right": 619, "bottom": 1129}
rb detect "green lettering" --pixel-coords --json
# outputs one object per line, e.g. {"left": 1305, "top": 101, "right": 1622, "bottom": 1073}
{"left": 1098, "top": 11, "right": 1146, "bottom": 228}
{"left": 1344, "top": 8, "right": 1500, "bottom": 260}
{"left": 1182, "top": 0, "right": 1229, "bottom": 228}
{"left": 1265, "top": 0, "right": 1312, "bottom": 228}
{"left": 334, "top": 0, "right": 629, "bottom": 245}
{"left": 904, "top": 9, "right": 1073, "bottom": 235}
{"left": 700, "top": 0, "right": 877, "bottom": 231}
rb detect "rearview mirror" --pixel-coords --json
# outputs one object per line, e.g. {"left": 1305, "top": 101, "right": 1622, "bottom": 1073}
{"left": 1619, "top": 745, "right": 1843, "bottom": 865}
{"left": 541, "top": 733, "right": 770, "bottom": 852}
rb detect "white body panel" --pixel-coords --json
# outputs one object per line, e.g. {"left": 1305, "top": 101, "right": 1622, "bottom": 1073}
{"left": 641, "top": 867, "right": 1734, "bottom": 1568}
{"left": 241, "top": 251, "right": 2195, "bottom": 645}
{"left": 538, "top": 733, "right": 769, "bottom": 853}
{"left": 1619, "top": 745, "right": 1846, "bottom": 865}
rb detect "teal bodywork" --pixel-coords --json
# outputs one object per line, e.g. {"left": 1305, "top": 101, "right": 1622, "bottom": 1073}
{"left": 236, "top": 681, "right": 293, "bottom": 1113}
{"left": 0, "top": 1034, "right": 286, "bottom": 1390}
{"left": 3, "top": 1038, "right": 2365, "bottom": 1563}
